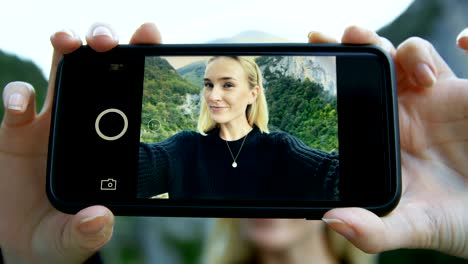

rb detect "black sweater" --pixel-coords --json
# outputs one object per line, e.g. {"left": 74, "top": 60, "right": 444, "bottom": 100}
{"left": 138, "top": 126, "right": 339, "bottom": 201}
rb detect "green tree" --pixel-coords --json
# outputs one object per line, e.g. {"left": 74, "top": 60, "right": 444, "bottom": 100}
{"left": 260, "top": 63, "right": 338, "bottom": 151}
{"left": 141, "top": 57, "right": 201, "bottom": 143}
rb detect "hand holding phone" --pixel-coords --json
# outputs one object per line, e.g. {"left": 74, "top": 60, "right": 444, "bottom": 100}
{"left": 47, "top": 42, "right": 401, "bottom": 218}
{"left": 1, "top": 22, "right": 468, "bottom": 262}
{"left": 316, "top": 27, "right": 468, "bottom": 258}
{"left": 0, "top": 26, "right": 120, "bottom": 264}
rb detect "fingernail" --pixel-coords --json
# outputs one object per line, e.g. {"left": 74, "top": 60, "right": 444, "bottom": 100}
{"left": 414, "top": 63, "right": 437, "bottom": 88}
{"left": 322, "top": 218, "right": 356, "bottom": 238}
{"left": 51, "top": 28, "right": 79, "bottom": 40}
{"left": 8, "top": 93, "right": 24, "bottom": 111}
{"left": 456, "top": 28, "right": 468, "bottom": 44}
{"left": 308, "top": 31, "right": 317, "bottom": 39}
{"left": 92, "top": 26, "right": 113, "bottom": 38}
{"left": 59, "top": 28, "right": 77, "bottom": 38}
{"left": 78, "top": 214, "right": 106, "bottom": 235}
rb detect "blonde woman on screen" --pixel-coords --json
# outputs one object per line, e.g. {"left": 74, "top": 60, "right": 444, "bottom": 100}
{"left": 137, "top": 55, "right": 339, "bottom": 201}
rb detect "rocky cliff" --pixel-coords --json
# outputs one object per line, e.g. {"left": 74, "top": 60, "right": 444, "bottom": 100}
{"left": 258, "top": 56, "right": 336, "bottom": 96}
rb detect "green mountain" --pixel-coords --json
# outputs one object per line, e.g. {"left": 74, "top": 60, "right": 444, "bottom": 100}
{"left": 176, "top": 60, "right": 207, "bottom": 88}
{"left": 141, "top": 57, "right": 201, "bottom": 143}
{"left": 0, "top": 50, "right": 47, "bottom": 121}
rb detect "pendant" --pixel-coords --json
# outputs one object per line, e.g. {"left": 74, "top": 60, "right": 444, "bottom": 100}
{"left": 232, "top": 162, "right": 237, "bottom": 168}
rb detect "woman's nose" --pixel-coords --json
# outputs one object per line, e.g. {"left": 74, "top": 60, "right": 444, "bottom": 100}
{"left": 208, "top": 86, "right": 223, "bottom": 101}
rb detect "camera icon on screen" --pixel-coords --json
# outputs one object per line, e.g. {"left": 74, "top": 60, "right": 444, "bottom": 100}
{"left": 100, "top": 178, "right": 117, "bottom": 191}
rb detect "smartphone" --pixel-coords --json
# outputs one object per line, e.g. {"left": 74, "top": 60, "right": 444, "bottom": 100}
{"left": 47, "top": 43, "right": 401, "bottom": 219}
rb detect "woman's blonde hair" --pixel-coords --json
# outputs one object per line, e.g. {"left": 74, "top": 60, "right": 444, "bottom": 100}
{"left": 197, "top": 56, "right": 269, "bottom": 134}
{"left": 202, "top": 218, "right": 377, "bottom": 264}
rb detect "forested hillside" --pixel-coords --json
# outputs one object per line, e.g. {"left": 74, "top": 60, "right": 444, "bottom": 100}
{"left": 175, "top": 60, "right": 206, "bottom": 88}
{"left": 141, "top": 57, "right": 200, "bottom": 142}
{"left": 261, "top": 63, "right": 337, "bottom": 151}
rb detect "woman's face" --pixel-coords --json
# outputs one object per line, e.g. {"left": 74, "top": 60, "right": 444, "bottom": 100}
{"left": 239, "top": 219, "right": 320, "bottom": 251}
{"left": 203, "top": 57, "right": 257, "bottom": 126}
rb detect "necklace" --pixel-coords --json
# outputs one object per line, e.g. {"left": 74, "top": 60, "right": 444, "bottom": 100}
{"left": 225, "top": 132, "right": 249, "bottom": 168}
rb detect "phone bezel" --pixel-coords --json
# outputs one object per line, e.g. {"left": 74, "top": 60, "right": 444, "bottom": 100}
{"left": 47, "top": 43, "right": 401, "bottom": 219}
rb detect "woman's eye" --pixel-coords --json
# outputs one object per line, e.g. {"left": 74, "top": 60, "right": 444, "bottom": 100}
{"left": 224, "top": 82, "right": 234, "bottom": 88}
{"left": 204, "top": 82, "right": 213, "bottom": 88}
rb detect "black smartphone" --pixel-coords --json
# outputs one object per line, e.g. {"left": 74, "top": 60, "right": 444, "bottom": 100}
{"left": 47, "top": 43, "right": 401, "bottom": 219}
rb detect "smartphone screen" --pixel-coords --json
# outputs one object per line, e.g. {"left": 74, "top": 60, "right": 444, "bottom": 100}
{"left": 48, "top": 44, "right": 400, "bottom": 217}
{"left": 138, "top": 55, "right": 339, "bottom": 201}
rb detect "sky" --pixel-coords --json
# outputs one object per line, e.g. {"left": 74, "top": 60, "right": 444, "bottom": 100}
{"left": 1, "top": 0, "right": 414, "bottom": 79}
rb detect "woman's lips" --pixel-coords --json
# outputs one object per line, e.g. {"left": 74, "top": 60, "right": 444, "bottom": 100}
{"left": 210, "top": 106, "right": 227, "bottom": 112}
